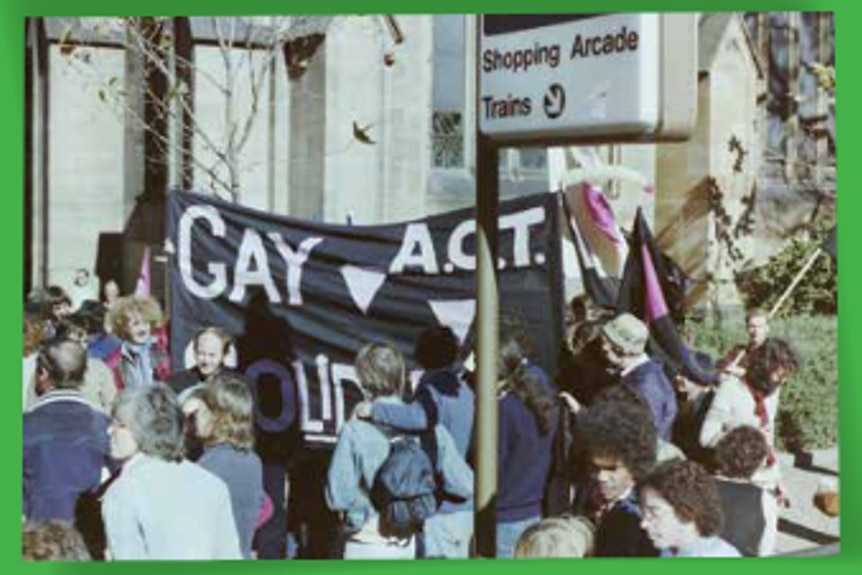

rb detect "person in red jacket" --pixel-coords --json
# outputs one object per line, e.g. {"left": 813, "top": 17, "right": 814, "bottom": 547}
{"left": 104, "top": 295, "right": 170, "bottom": 390}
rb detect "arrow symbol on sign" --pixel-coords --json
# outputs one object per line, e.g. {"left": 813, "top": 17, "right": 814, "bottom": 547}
{"left": 543, "top": 83, "right": 566, "bottom": 120}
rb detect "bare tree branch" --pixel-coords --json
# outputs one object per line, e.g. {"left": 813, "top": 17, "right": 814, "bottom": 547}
{"left": 56, "top": 15, "right": 305, "bottom": 203}
{"left": 125, "top": 20, "right": 228, "bottom": 95}
{"left": 106, "top": 83, "right": 235, "bottom": 197}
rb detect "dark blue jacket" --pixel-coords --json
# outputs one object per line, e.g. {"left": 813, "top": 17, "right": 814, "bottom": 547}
{"left": 497, "top": 390, "right": 555, "bottom": 523}
{"left": 622, "top": 359, "right": 678, "bottom": 441}
{"left": 595, "top": 491, "right": 660, "bottom": 557}
{"left": 23, "top": 391, "right": 113, "bottom": 521}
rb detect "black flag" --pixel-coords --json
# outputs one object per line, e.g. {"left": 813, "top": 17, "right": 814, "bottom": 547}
{"left": 617, "top": 209, "right": 716, "bottom": 384}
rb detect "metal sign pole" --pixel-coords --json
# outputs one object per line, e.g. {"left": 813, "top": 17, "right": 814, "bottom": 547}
{"left": 471, "top": 12, "right": 698, "bottom": 558}
{"left": 474, "top": 133, "right": 499, "bottom": 558}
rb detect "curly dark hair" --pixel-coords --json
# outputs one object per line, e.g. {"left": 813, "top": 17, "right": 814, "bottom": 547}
{"left": 714, "top": 425, "right": 769, "bottom": 479}
{"left": 639, "top": 459, "right": 724, "bottom": 537}
{"left": 746, "top": 338, "right": 799, "bottom": 395}
{"left": 498, "top": 312, "right": 556, "bottom": 435}
{"left": 414, "top": 325, "right": 459, "bottom": 370}
{"left": 578, "top": 399, "right": 657, "bottom": 481}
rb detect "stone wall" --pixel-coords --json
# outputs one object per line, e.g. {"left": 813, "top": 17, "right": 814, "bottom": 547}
{"left": 656, "top": 15, "right": 762, "bottom": 311}
{"left": 45, "top": 45, "right": 126, "bottom": 295}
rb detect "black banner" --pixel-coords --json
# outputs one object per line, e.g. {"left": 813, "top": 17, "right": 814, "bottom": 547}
{"left": 167, "top": 191, "right": 564, "bottom": 446}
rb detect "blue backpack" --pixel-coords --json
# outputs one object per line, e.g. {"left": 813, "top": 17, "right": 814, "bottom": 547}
{"left": 370, "top": 430, "right": 439, "bottom": 539}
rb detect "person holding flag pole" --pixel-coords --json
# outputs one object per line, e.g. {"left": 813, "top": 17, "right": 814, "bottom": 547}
{"left": 722, "top": 227, "right": 836, "bottom": 374}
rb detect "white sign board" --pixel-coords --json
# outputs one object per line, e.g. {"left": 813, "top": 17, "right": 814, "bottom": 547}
{"left": 478, "top": 14, "right": 697, "bottom": 143}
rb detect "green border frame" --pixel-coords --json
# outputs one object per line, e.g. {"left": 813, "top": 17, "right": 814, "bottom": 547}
{"left": 2, "top": 0, "right": 853, "bottom": 573}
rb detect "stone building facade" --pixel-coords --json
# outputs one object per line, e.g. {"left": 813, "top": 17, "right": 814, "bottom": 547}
{"left": 25, "top": 14, "right": 834, "bottom": 311}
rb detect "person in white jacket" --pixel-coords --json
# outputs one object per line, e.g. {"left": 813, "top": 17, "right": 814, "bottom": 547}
{"left": 699, "top": 338, "right": 800, "bottom": 484}
{"left": 699, "top": 338, "right": 799, "bottom": 556}
{"left": 102, "top": 384, "right": 241, "bottom": 560}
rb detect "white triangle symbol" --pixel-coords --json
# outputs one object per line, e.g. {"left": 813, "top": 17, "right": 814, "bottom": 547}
{"left": 428, "top": 299, "right": 476, "bottom": 344}
{"left": 340, "top": 265, "right": 387, "bottom": 315}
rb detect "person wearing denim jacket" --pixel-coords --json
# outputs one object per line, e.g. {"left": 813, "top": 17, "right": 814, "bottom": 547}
{"left": 326, "top": 343, "right": 473, "bottom": 560}
{"left": 358, "top": 326, "right": 476, "bottom": 558}
{"left": 359, "top": 367, "right": 475, "bottom": 558}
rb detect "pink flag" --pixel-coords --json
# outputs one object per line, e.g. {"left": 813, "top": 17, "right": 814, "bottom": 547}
{"left": 568, "top": 183, "right": 629, "bottom": 278}
{"left": 134, "top": 246, "right": 151, "bottom": 297}
{"left": 641, "top": 244, "right": 670, "bottom": 323}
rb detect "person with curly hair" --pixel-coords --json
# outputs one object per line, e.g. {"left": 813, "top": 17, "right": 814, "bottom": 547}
{"left": 104, "top": 295, "right": 171, "bottom": 390}
{"left": 700, "top": 338, "right": 799, "bottom": 493}
{"left": 713, "top": 426, "right": 777, "bottom": 556}
{"left": 639, "top": 459, "right": 740, "bottom": 557}
{"left": 101, "top": 384, "right": 241, "bottom": 560}
{"left": 576, "top": 398, "right": 659, "bottom": 557}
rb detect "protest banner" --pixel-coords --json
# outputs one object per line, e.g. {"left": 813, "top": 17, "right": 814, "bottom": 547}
{"left": 167, "top": 191, "right": 564, "bottom": 445}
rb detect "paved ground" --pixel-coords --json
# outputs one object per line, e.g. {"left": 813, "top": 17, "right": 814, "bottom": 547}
{"left": 774, "top": 448, "right": 840, "bottom": 555}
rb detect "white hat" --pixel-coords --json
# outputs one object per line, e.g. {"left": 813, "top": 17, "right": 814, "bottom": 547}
{"left": 602, "top": 313, "right": 649, "bottom": 355}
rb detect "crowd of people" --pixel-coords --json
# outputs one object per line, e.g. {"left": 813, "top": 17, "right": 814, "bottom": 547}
{"left": 22, "top": 278, "right": 805, "bottom": 560}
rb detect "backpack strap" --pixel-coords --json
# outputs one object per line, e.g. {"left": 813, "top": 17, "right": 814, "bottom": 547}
{"left": 419, "top": 428, "right": 439, "bottom": 472}
{"left": 419, "top": 427, "right": 446, "bottom": 507}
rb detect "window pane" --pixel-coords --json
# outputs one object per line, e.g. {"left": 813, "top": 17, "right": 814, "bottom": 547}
{"left": 432, "top": 111, "right": 464, "bottom": 168}
{"left": 432, "top": 15, "right": 466, "bottom": 169}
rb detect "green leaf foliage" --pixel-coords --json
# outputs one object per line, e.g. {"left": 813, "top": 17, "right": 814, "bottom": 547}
{"left": 734, "top": 221, "right": 837, "bottom": 317}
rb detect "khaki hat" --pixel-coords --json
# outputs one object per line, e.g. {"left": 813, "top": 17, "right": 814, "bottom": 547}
{"left": 602, "top": 313, "right": 649, "bottom": 355}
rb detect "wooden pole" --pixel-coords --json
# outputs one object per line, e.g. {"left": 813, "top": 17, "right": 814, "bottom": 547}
{"left": 727, "top": 245, "right": 824, "bottom": 368}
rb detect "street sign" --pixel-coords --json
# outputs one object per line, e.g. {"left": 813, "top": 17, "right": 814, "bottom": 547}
{"left": 478, "top": 14, "right": 698, "bottom": 144}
